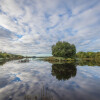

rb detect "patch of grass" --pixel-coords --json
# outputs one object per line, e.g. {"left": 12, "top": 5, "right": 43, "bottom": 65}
{"left": 43, "top": 56, "right": 75, "bottom": 62}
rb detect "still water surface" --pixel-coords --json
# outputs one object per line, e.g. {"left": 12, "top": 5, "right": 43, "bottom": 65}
{"left": 0, "top": 59, "right": 100, "bottom": 100}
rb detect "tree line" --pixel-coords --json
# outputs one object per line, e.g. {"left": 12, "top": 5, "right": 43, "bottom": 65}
{"left": 0, "top": 52, "right": 23, "bottom": 59}
{"left": 76, "top": 51, "right": 100, "bottom": 61}
{"left": 76, "top": 52, "right": 100, "bottom": 58}
{"left": 52, "top": 41, "right": 100, "bottom": 60}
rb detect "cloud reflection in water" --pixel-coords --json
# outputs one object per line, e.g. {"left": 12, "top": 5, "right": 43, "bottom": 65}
{"left": 0, "top": 59, "right": 100, "bottom": 100}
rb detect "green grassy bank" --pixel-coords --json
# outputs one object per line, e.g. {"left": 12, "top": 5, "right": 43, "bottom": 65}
{"left": 43, "top": 57, "right": 75, "bottom": 62}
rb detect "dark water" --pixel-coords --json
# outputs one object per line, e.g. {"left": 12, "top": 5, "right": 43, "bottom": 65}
{"left": 0, "top": 59, "right": 100, "bottom": 100}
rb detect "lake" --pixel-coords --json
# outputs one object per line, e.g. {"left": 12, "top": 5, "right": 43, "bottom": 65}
{"left": 0, "top": 59, "right": 100, "bottom": 100}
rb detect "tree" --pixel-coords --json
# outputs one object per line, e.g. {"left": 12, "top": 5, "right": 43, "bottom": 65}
{"left": 52, "top": 41, "right": 76, "bottom": 58}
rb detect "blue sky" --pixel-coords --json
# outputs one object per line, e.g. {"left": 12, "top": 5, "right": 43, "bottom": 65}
{"left": 0, "top": 0, "right": 100, "bottom": 56}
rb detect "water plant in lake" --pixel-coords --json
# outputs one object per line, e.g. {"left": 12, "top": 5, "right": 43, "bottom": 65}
{"left": 19, "top": 59, "right": 30, "bottom": 63}
{"left": 24, "top": 86, "right": 53, "bottom": 100}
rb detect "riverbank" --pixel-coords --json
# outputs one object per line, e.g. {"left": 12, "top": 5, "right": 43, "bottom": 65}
{"left": 0, "top": 52, "right": 24, "bottom": 61}
{"left": 43, "top": 57, "right": 76, "bottom": 62}
{"left": 42, "top": 56, "right": 100, "bottom": 64}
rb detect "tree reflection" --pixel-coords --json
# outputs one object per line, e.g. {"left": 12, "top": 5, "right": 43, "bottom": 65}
{"left": 0, "top": 60, "right": 6, "bottom": 66}
{"left": 77, "top": 60, "right": 100, "bottom": 66}
{"left": 0, "top": 59, "right": 13, "bottom": 66}
{"left": 51, "top": 63, "right": 77, "bottom": 80}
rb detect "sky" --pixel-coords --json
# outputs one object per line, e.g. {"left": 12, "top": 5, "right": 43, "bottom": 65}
{"left": 0, "top": 0, "right": 100, "bottom": 56}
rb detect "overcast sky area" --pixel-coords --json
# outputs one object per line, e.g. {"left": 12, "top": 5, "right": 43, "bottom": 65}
{"left": 0, "top": 0, "right": 100, "bottom": 56}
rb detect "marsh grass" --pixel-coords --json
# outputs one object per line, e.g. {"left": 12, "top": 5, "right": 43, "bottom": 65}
{"left": 24, "top": 86, "right": 53, "bottom": 100}
{"left": 43, "top": 57, "right": 75, "bottom": 62}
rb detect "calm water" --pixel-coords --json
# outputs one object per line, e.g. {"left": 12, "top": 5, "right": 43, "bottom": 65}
{"left": 0, "top": 59, "right": 100, "bottom": 100}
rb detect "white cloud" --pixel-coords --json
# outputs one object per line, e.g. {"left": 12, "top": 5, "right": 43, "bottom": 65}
{"left": 0, "top": 0, "right": 100, "bottom": 55}
{"left": 0, "top": 0, "right": 23, "bottom": 17}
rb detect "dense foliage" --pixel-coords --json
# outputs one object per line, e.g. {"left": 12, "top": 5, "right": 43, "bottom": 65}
{"left": 76, "top": 52, "right": 100, "bottom": 63}
{"left": 0, "top": 52, "right": 23, "bottom": 59}
{"left": 76, "top": 52, "right": 100, "bottom": 58}
{"left": 52, "top": 41, "right": 76, "bottom": 58}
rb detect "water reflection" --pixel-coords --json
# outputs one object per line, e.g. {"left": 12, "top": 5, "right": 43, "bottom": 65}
{"left": 51, "top": 63, "right": 77, "bottom": 80}
{"left": 0, "top": 59, "right": 100, "bottom": 100}
{"left": 19, "top": 59, "right": 30, "bottom": 63}
{"left": 0, "top": 60, "right": 8, "bottom": 66}
{"left": 1, "top": 58, "right": 100, "bottom": 67}
{"left": 47, "top": 59, "right": 100, "bottom": 67}
{"left": 0, "top": 61, "right": 6, "bottom": 66}
{"left": 77, "top": 60, "right": 100, "bottom": 66}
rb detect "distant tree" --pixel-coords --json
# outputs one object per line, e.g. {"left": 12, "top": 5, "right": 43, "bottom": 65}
{"left": 76, "top": 51, "right": 100, "bottom": 63}
{"left": 0, "top": 52, "right": 23, "bottom": 59}
{"left": 52, "top": 41, "right": 76, "bottom": 58}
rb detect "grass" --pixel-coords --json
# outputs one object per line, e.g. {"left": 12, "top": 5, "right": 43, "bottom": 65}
{"left": 43, "top": 56, "right": 75, "bottom": 62}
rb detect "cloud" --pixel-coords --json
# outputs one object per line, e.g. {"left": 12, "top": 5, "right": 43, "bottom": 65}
{"left": 0, "top": 0, "right": 100, "bottom": 55}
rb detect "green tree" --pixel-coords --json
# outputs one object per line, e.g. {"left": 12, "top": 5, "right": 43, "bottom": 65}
{"left": 52, "top": 41, "right": 76, "bottom": 58}
{"left": 0, "top": 52, "right": 23, "bottom": 59}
